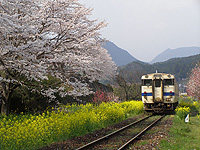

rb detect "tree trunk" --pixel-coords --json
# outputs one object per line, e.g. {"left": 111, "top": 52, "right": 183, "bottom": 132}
{"left": 0, "top": 96, "right": 11, "bottom": 116}
{"left": 1, "top": 82, "right": 13, "bottom": 116}
{"left": 1, "top": 101, "right": 7, "bottom": 116}
{"left": 125, "top": 88, "right": 129, "bottom": 101}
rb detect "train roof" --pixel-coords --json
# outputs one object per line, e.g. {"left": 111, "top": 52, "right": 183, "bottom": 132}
{"left": 141, "top": 73, "right": 175, "bottom": 80}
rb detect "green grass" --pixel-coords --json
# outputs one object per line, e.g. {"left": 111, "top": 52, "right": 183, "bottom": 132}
{"left": 159, "top": 115, "right": 200, "bottom": 150}
{"left": 159, "top": 97, "right": 200, "bottom": 150}
{"left": 134, "top": 140, "right": 148, "bottom": 147}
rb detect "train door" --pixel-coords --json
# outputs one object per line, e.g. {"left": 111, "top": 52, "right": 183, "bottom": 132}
{"left": 153, "top": 79, "right": 163, "bottom": 102}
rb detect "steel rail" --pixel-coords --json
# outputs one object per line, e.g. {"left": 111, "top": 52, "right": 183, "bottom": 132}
{"left": 118, "top": 114, "right": 165, "bottom": 150}
{"left": 76, "top": 114, "right": 153, "bottom": 150}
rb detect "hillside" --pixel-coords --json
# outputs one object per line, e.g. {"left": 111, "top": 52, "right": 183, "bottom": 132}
{"left": 102, "top": 41, "right": 138, "bottom": 66}
{"left": 150, "top": 47, "right": 200, "bottom": 64}
{"left": 119, "top": 54, "right": 200, "bottom": 82}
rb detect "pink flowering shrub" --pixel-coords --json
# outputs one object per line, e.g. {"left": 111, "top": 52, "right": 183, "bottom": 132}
{"left": 186, "top": 63, "right": 200, "bottom": 100}
{"left": 92, "top": 89, "right": 110, "bottom": 105}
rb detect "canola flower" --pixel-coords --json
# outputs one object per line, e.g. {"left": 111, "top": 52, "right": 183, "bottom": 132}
{"left": 178, "top": 100, "right": 200, "bottom": 119}
{"left": 193, "top": 101, "right": 200, "bottom": 110}
{"left": 195, "top": 101, "right": 200, "bottom": 119}
{"left": 0, "top": 101, "right": 143, "bottom": 150}
{"left": 175, "top": 106, "right": 190, "bottom": 120}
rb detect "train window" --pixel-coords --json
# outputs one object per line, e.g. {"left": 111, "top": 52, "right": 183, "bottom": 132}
{"left": 164, "top": 79, "right": 174, "bottom": 85}
{"left": 142, "top": 79, "right": 152, "bottom": 86}
{"left": 155, "top": 79, "right": 161, "bottom": 87}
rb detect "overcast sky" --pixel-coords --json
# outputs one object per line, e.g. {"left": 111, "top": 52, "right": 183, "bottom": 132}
{"left": 79, "top": 0, "right": 200, "bottom": 62}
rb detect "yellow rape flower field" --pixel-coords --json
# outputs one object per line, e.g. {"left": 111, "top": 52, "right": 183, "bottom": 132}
{"left": 0, "top": 101, "right": 143, "bottom": 150}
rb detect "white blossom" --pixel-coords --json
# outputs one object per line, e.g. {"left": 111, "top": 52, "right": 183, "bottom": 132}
{"left": 0, "top": 0, "right": 116, "bottom": 99}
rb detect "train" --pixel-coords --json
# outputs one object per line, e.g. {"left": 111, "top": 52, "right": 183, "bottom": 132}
{"left": 141, "top": 72, "right": 179, "bottom": 113}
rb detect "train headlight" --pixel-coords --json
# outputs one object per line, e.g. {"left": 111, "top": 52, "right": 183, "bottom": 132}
{"left": 166, "top": 98, "right": 171, "bottom": 102}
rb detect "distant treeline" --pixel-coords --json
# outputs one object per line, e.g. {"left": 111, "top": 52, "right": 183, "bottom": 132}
{"left": 118, "top": 54, "right": 200, "bottom": 83}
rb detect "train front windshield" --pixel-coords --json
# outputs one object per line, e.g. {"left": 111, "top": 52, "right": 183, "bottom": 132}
{"left": 142, "top": 79, "right": 174, "bottom": 86}
{"left": 142, "top": 79, "right": 152, "bottom": 86}
{"left": 155, "top": 79, "right": 161, "bottom": 87}
{"left": 164, "top": 79, "right": 174, "bottom": 85}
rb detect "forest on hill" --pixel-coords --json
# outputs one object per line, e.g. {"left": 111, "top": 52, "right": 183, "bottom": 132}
{"left": 118, "top": 54, "right": 200, "bottom": 83}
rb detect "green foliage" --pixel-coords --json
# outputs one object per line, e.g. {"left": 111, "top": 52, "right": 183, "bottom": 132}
{"left": 5, "top": 75, "right": 80, "bottom": 114}
{"left": 178, "top": 102, "right": 195, "bottom": 110}
{"left": 178, "top": 96, "right": 200, "bottom": 116}
{"left": 10, "top": 87, "right": 52, "bottom": 113}
{"left": 8, "top": 76, "right": 63, "bottom": 113}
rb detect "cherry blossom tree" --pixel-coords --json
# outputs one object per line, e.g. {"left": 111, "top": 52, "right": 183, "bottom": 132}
{"left": 0, "top": 0, "right": 116, "bottom": 115}
{"left": 186, "top": 62, "right": 200, "bottom": 100}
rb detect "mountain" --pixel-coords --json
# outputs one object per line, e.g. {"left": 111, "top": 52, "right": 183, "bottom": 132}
{"left": 150, "top": 47, "right": 200, "bottom": 64}
{"left": 102, "top": 41, "right": 138, "bottom": 66}
{"left": 119, "top": 54, "right": 200, "bottom": 83}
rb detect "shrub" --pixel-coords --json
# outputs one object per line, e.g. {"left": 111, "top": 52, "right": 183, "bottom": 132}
{"left": 92, "top": 89, "right": 110, "bottom": 105}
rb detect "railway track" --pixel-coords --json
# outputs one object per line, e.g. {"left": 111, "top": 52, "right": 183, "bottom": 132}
{"left": 76, "top": 114, "right": 165, "bottom": 150}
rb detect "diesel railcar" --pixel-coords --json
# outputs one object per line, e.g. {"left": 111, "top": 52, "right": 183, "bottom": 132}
{"left": 141, "top": 72, "right": 179, "bottom": 112}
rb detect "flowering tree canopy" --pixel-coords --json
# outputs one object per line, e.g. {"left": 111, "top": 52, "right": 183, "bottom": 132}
{"left": 0, "top": 0, "right": 116, "bottom": 115}
{"left": 186, "top": 63, "right": 200, "bottom": 100}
